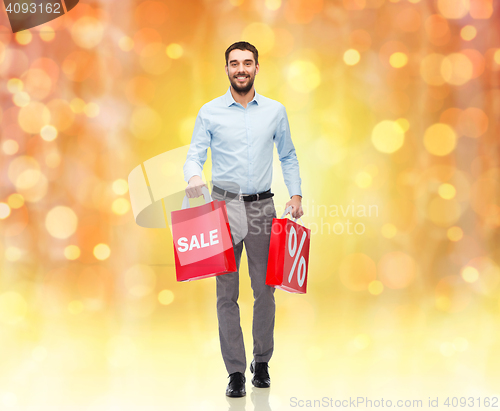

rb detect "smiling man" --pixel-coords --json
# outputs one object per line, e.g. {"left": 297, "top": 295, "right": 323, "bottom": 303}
{"left": 183, "top": 41, "right": 303, "bottom": 397}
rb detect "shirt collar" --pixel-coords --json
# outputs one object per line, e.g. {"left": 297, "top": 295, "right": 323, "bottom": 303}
{"left": 225, "top": 87, "right": 260, "bottom": 107}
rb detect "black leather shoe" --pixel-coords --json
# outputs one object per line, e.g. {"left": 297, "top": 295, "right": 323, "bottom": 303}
{"left": 226, "top": 372, "right": 246, "bottom": 397}
{"left": 250, "top": 360, "right": 270, "bottom": 388}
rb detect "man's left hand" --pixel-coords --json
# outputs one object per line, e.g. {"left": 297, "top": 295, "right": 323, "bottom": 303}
{"left": 285, "top": 195, "right": 303, "bottom": 219}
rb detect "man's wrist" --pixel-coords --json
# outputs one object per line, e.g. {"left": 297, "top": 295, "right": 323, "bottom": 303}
{"left": 189, "top": 175, "right": 202, "bottom": 184}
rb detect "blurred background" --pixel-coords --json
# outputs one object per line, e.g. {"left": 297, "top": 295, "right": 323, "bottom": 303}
{"left": 1, "top": 0, "right": 500, "bottom": 410}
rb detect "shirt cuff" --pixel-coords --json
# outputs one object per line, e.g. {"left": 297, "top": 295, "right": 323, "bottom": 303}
{"left": 287, "top": 183, "right": 302, "bottom": 198}
{"left": 184, "top": 163, "right": 203, "bottom": 183}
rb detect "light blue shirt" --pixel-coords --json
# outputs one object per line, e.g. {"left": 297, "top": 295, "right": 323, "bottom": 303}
{"left": 183, "top": 88, "right": 302, "bottom": 197}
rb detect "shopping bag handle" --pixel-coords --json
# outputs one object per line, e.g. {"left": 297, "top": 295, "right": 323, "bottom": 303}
{"left": 281, "top": 206, "right": 305, "bottom": 225}
{"left": 182, "top": 186, "right": 213, "bottom": 209}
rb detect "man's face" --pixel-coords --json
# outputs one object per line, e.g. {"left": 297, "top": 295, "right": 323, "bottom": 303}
{"left": 225, "top": 49, "right": 259, "bottom": 93}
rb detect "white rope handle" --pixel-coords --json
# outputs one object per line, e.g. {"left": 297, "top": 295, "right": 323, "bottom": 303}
{"left": 280, "top": 206, "right": 293, "bottom": 219}
{"left": 280, "top": 206, "right": 305, "bottom": 225}
{"left": 182, "top": 186, "right": 212, "bottom": 209}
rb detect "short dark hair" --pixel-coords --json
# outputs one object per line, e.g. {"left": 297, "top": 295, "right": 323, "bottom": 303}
{"left": 225, "top": 41, "right": 259, "bottom": 66}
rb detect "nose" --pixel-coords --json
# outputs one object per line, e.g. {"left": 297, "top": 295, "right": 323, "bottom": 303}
{"left": 236, "top": 62, "right": 248, "bottom": 72}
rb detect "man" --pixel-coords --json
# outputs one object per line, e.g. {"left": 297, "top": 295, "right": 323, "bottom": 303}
{"left": 183, "top": 41, "right": 303, "bottom": 397}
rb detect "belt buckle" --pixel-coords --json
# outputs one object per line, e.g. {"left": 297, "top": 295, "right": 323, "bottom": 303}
{"left": 256, "top": 193, "right": 260, "bottom": 201}
{"left": 239, "top": 194, "right": 244, "bottom": 202}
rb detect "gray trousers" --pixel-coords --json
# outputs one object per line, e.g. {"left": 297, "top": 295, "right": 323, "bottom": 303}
{"left": 212, "top": 191, "right": 277, "bottom": 375}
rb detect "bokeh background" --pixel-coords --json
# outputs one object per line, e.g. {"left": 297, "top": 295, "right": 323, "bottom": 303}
{"left": 1, "top": 0, "right": 500, "bottom": 410}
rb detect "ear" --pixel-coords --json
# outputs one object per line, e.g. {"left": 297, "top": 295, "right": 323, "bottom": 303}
{"left": 225, "top": 65, "right": 228, "bottom": 76}
{"left": 255, "top": 63, "right": 259, "bottom": 75}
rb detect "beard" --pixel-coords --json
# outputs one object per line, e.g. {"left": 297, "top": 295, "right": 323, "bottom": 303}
{"left": 229, "top": 72, "right": 256, "bottom": 94}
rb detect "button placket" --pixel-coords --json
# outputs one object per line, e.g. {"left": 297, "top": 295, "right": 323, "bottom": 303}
{"left": 245, "top": 107, "right": 253, "bottom": 194}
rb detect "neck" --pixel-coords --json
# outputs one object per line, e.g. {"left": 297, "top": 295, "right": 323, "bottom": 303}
{"left": 230, "top": 86, "right": 255, "bottom": 108}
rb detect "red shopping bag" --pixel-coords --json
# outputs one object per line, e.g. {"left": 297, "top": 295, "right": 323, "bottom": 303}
{"left": 171, "top": 188, "right": 236, "bottom": 282}
{"left": 266, "top": 207, "right": 310, "bottom": 293}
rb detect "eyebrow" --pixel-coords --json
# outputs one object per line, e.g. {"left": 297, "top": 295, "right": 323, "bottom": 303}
{"left": 229, "top": 59, "right": 254, "bottom": 64}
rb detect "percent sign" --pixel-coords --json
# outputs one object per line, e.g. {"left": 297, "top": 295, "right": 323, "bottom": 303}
{"left": 287, "top": 226, "right": 307, "bottom": 287}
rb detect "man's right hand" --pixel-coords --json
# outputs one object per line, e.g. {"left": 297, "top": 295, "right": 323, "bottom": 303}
{"left": 185, "top": 175, "right": 206, "bottom": 198}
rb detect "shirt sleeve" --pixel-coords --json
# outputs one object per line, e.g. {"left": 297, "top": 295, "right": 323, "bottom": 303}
{"left": 274, "top": 105, "right": 302, "bottom": 198}
{"left": 183, "top": 106, "right": 211, "bottom": 183}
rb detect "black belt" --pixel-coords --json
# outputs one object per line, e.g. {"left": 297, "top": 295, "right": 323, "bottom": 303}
{"left": 213, "top": 186, "right": 274, "bottom": 202}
